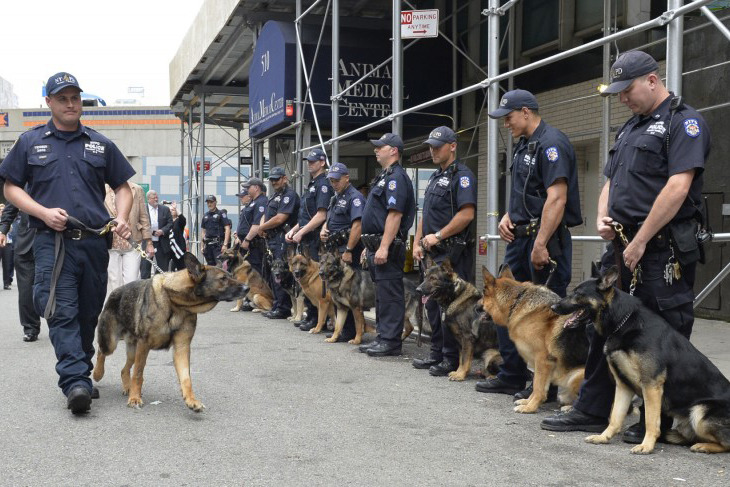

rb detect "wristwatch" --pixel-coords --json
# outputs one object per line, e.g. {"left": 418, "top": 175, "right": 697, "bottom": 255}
{"left": 435, "top": 231, "right": 443, "bottom": 241}
{"left": 345, "top": 247, "right": 353, "bottom": 253}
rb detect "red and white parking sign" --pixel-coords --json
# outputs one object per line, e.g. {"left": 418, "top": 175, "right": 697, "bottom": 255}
{"left": 401, "top": 9, "right": 439, "bottom": 39}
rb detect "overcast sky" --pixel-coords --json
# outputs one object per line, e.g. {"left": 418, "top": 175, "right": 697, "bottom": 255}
{"left": 1, "top": 0, "right": 206, "bottom": 108}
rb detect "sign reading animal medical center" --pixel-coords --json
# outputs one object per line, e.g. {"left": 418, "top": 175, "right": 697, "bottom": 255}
{"left": 248, "top": 21, "right": 297, "bottom": 138}
{"left": 401, "top": 9, "right": 439, "bottom": 39}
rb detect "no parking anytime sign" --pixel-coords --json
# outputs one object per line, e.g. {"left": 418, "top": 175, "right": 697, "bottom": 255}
{"left": 401, "top": 9, "right": 439, "bottom": 39}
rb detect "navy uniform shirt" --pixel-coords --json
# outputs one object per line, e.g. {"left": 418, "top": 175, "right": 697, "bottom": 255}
{"left": 422, "top": 159, "right": 476, "bottom": 235}
{"left": 509, "top": 120, "right": 582, "bottom": 226}
{"left": 265, "top": 185, "right": 300, "bottom": 230}
{"left": 327, "top": 184, "right": 365, "bottom": 234}
{"left": 237, "top": 194, "right": 267, "bottom": 238}
{"left": 0, "top": 121, "right": 135, "bottom": 229}
{"left": 202, "top": 208, "right": 225, "bottom": 239}
{"left": 297, "top": 173, "right": 332, "bottom": 228}
{"left": 604, "top": 95, "right": 710, "bottom": 226}
{"left": 362, "top": 163, "right": 416, "bottom": 236}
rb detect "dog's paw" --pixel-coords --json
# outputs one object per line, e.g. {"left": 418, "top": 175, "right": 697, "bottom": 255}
{"left": 514, "top": 398, "right": 528, "bottom": 405}
{"left": 348, "top": 338, "right": 362, "bottom": 345}
{"left": 690, "top": 442, "right": 724, "bottom": 453}
{"left": 127, "top": 396, "right": 143, "bottom": 409}
{"left": 585, "top": 434, "right": 610, "bottom": 444}
{"left": 513, "top": 404, "right": 538, "bottom": 414}
{"left": 309, "top": 328, "right": 321, "bottom": 334}
{"left": 447, "top": 371, "right": 466, "bottom": 381}
{"left": 186, "top": 399, "right": 206, "bottom": 412}
{"left": 630, "top": 443, "right": 655, "bottom": 455}
{"left": 229, "top": 307, "right": 240, "bottom": 312}
{"left": 325, "top": 337, "right": 337, "bottom": 343}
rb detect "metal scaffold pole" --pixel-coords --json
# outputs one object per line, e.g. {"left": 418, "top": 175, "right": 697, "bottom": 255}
{"left": 199, "top": 93, "right": 206, "bottom": 257}
{"left": 392, "top": 0, "right": 402, "bottom": 136}
{"left": 332, "top": 0, "right": 340, "bottom": 162}
{"left": 667, "top": 0, "right": 684, "bottom": 95}
{"left": 486, "top": 0, "right": 500, "bottom": 274}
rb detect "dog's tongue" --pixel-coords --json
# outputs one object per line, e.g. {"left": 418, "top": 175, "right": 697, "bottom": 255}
{"left": 275, "top": 276, "right": 281, "bottom": 284}
{"left": 222, "top": 261, "right": 228, "bottom": 272}
{"left": 563, "top": 310, "right": 581, "bottom": 328}
{"left": 421, "top": 295, "right": 430, "bottom": 305}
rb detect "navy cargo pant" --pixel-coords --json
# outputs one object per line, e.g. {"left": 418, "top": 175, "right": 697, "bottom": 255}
{"left": 268, "top": 234, "right": 292, "bottom": 314}
{"left": 203, "top": 240, "right": 222, "bottom": 266}
{"left": 495, "top": 234, "right": 572, "bottom": 387}
{"left": 367, "top": 244, "right": 406, "bottom": 347}
{"left": 33, "top": 231, "right": 108, "bottom": 396}
{"left": 573, "top": 243, "right": 696, "bottom": 419}
{"left": 425, "top": 247, "right": 475, "bottom": 362}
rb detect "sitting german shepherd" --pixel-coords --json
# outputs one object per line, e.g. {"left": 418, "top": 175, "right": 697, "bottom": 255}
{"left": 480, "top": 265, "right": 590, "bottom": 413}
{"left": 417, "top": 258, "right": 501, "bottom": 381}
{"left": 553, "top": 266, "right": 730, "bottom": 455}
{"left": 93, "top": 252, "right": 248, "bottom": 412}
{"left": 271, "top": 256, "right": 304, "bottom": 321}
{"left": 289, "top": 250, "right": 336, "bottom": 333}
{"left": 217, "top": 246, "right": 273, "bottom": 312}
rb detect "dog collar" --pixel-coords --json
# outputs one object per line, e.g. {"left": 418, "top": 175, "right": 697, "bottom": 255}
{"left": 609, "top": 310, "right": 634, "bottom": 337}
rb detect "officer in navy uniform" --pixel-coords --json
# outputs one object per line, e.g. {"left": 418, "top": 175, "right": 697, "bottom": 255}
{"left": 260, "top": 167, "right": 300, "bottom": 319}
{"left": 358, "top": 133, "right": 416, "bottom": 357}
{"left": 412, "top": 126, "right": 477, "bottom": 377}
{"left": 480, "top": 89, "right": 582, "bottom": 399}
{"left": 201, "top": 195, "right": 226, "bottom": 265}
{"left": 0, "top": 72, "right": 135, "bottom": 414}
{"left": 239, "top": 177, "right": 268, "bottom": 278}
{"left": 541, "top": 51, "right": 711, "bottom": 439}
{"left": 319, "top": 162, "right": 365, "bottom": 342}
{"left": 286, "top": 148, "right": 332, "bottom": 331}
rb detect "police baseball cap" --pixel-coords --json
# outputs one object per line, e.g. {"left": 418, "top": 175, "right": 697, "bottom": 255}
{"left": 46, "top": 72, "right": 83, "bottom": 96}
{"left": 370, "top": 133, "right": 404, "bottom": 153}
{"left": 235, "top": 182, "right": 251, "bottom": 197}
{"left": 247, "top": 177, "right": 265, "bottom": 190}
{"left": 601, "top": 50, "right": 660, "bottom": 96}
{"left": 424, "top": 126, "right": 457, "bottom": 147}
{"left": 488, "top": 89, "right": 539, "bottom": 118}
{"left": 304, "top": 148, "right": 327, "bottom": 162}
{"left": 205, "top": 194, "right": 217, "bottom": 202}
{"left": 326, "top": 162, "right": 349, "bottom": 180}
{"left": 268, "top": 166, "right": 287, "bottom": 180}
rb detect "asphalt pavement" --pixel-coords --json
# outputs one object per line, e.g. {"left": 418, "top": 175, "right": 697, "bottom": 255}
{"left": 0, "top": 283, "right": 728, "bottom": 486}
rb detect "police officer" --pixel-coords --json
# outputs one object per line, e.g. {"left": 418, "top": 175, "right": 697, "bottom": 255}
{"left": 221, "top": 208, "right": 232, "bottom": 250}
{"left": 239, "top": 178, "right": 269, "bottom": 279}
{"left": 479, "top": 89, "right": 582, "bottom": 399}
{"left": 358, "top": 133, "right": 416, "bottom": 357}
{"left": 412, "top": 126, "right": 477, "bottom": 376}
{"left": 201, "top": 195, "right": 226, "bottom": 265}
{"left": 286, "top": 148, "right": 332, "bottom": 331}
{"left": 260, "top": 167, "right": 300, "bottom": 319}
{"left": 0, "top": 72, "right": 134, "bottom": 414}
{"left": 541, "top": 51, "right": 711, "bottom": 438}
{"left": 319, "top": 162, "right": 365, "bottom": 342}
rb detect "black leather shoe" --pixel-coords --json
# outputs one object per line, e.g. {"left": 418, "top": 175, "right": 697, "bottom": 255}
{"left": 23, "top": 333, "right": 38, "bottom": 342}
{"left": 514, "top": 384, "right": 559, "bottom": 402}
{"left": 91, "top": 386, "right": 100, "bottom": 400}
{"left": 475, "top": 376, "right": 525, "bottom": 394}
{"left": 266, "top": 309, "right": 291, "bottom": 320}
{"left": 621, "top": 421, "right": 670, "bottom": 444}
{"left": 67, "top": 386, "right": 91, "bottom": 415}
{"left": 299, "top": 320, "right": 317, "bottom": 332}
{"left": 412, "top": 354, "right": 443, "bottom": 370}
{"left": 358, "top": 340, "right": 380, "bottom": 353}
{"left": 429, "top": 358, "right": 459, "bottom": 376}
{"left": 540, "top": 408, "right": 608, "bottom": 432}
{"left": 366, "top": 342, "right": 402, "bottom": 357}
{"left": 262, "top": 310, "right": 273, "bottom": 318}
{"left": 240, "top": 303, "right": 254, "bottom": 312}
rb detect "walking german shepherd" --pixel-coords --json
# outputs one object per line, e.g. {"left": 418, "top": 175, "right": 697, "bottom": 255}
{"left": 417, "top": 258, "right": 501, "bottom": 381}
{"left": 217, "top": 247, "right": 273, "bottom": 312}
{"left": 272, "top": 256, "right": 305, "bottom": 321}
{"left": 553, "top": 266, "right": 730, "bottom": 454}
{"left": 93, "top": 252, "right": 248, "bottom": 412}
{"left": 289, "top": 251, "right": 336, "bottom": 334}
{"left": 480, "top": 265, "right": 590, "bottom": 413}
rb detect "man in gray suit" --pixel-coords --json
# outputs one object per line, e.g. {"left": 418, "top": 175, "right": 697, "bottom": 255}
{"left": 0, "top": 202, "right": 40, "bottom": 342}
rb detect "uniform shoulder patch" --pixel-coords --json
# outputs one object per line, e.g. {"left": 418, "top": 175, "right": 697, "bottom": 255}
{"left": 388, "top": 196, "right": 396, "bottom": 206}
{"left": 283, "top": 196, "right": 290, "bottom": 204}
{"left": 459, "top": 176, "right": 471, "bottom": 189}
{"left": 545, "top": 146, "right": 559, "bottom": 162}
{"left": 683, "top": 118, "right": 700, "bottom": 138}
{"left": 258, "top": 206, "right": 264, "bottom": 212}
{"left": 388, "top": 180, "right": 397, "bottom": 191}
{"left": 353, "top": 198, "right": 362, "bottom": 207}
{"left": 321, "top": 185, "right": 328, "bottom": 193}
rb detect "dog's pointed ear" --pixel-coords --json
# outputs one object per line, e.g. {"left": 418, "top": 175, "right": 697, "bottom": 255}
{"left": 287, "top": 245, "right": 296, "bottom": 259}
{"left": 482, "top": 265, "right": 495, "bottom": 286}
{"left": 184, "top": 252, "right": 205, "bottom": 281}
{"left": 424, "top": 254, "right": 435, "bottom": 269}
{"left": 598, "top": 266, "right": 619, "bottom": 291}
{"left": 442, "top": 258, "right": 454, "bottom": 273}
{"left": 302, "top": 245, "right": 311, "bottom": 259}
{"left": 498, "top": 263, "right": 514, "bottom": 279}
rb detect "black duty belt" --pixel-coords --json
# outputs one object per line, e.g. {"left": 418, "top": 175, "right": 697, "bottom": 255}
{"left": 361, "top": 233, "right": 404, "bottom": 252}
{"left": 512, "top": 220, "right": 539, "bottom": 239}
{"left": 619, "top": 224, "right": 670, "bottom": 252}
{"left": 205, "top": 237, "right": 221, "bottom": 244}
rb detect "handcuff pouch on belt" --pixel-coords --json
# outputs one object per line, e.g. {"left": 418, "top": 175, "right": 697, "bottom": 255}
{"left": 512, "top": 218, "right": 566, "bottom": 258}
{"left": 361, "top": 233, "right": 404, "bottom": 252}
{"left": 429, "top": 235, "right": 471, "bottom": 262}
{"left": 324, "top": 229, "right": 350, "bottom": 252}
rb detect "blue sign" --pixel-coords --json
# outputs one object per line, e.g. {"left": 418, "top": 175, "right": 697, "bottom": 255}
{"left": 248, "top": 21, "right": 297, "bottom": 138}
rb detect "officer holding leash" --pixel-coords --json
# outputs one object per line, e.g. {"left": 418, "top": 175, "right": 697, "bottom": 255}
{"left": 541, "top": 51, "right": 711, "bottom": 439}
{"left": 479, "top": 89, "right": 582, "bottom": 399}
{"left": 0, "top": 72, "right": 134, "bottom": 415}
{"left": 319, "top": 162, "right": 365, "bottom": 341}
{"left": 412, "top": 126, "right": 476, "bottom": 377}
{"left": 201, "top": 194, "right": 226, "bottom": 265}
{"left": 359, "top": 133, "right": 416, "bottom": 357}
{"left": 260, "top": 167, "right": 300, "bottom": 319}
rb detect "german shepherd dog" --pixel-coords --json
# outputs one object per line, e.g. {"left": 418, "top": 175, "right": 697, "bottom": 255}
{"left": 93, "top": 252, "right": 248, "bottom": 412}
{"left": 417, "top": 258, "right": 501, "bottom": 381}
{"left": 271, "top": 256, "right": 304, "bottom": 321}
{"left": 553, "top": 266, "right": 730, "bottom": 454}
{"left": 217, "top": 246, "right": 273, "bottom": 312}
{"left": 289, "top": 250, "right": 336, "bottom": 333}
{"left": 480, "top": 265, "right": 590, "bottom": 413}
